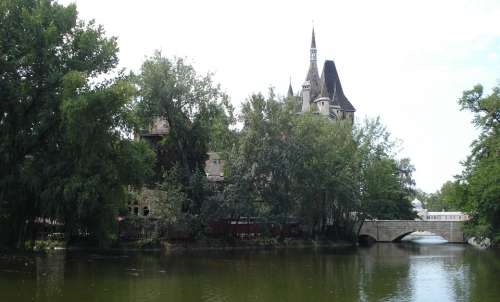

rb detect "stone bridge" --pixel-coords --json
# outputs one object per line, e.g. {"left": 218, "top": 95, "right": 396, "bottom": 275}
{"left": 359, "top": 220, "right": 465, "bottom": 243}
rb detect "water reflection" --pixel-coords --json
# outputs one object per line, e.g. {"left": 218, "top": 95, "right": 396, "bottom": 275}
{"left": 358, "top": 243, "right": 470, "bottom": 302}
{"left": 402, "top": 232, "right": 448, "bottom": 244}
{"left": 0, "top": 245, "right": 499, "bottom": 302}
{"left": 36, "top": 253, "right": 65, "bottom": 300}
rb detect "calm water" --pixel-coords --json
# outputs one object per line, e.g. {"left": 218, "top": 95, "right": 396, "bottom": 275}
{"left": 1, "top": 243, "right": 499, "bottom": 302}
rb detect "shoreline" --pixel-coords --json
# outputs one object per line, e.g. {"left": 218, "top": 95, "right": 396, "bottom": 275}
{"left": 3, "top": 238, "right": 498, "bottom": 254}
{"left": 2, "top": 239, "right": 356, "bottom": 254}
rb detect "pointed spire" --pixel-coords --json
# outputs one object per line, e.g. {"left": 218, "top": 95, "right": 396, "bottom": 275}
{"left": 306, "top": 27, "right": 320, "bottom": 99}
{"left": 287, "top": 78, "right": 294, "bottom": 98}
{"left": 311, "top": 27, "right": 316, "bottom": 49}
{"left": 310, "top": 27, "right": 317, "bottom": 63}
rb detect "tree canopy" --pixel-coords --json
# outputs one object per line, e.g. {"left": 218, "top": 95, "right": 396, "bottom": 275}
{"left": 218, "top": 93, "right": 416, "bottom": 241}
{"left": 135, "top": 52, "right": 235, "bottom": 183}
{"left": 453, "top": 84, "right": 500, "bottom": 241}
{"left": 0, "top": 0, "right": 153, "bottom": 247}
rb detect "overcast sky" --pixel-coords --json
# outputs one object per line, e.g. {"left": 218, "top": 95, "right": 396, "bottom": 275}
{"left": 60, "top": 0, "right": 500, "bottom": 193}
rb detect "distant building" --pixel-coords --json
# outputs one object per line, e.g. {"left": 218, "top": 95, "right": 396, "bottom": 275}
{"left": 291, "top": 28, "right": 356, "bottom": 121}
{"left": 411, "top": 198, "right": 469, "bottom": 221}
{"left": 425, "top": 211, "right": 469, "bottom": 222}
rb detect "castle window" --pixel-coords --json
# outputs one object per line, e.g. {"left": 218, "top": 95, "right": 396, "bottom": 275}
{"left": 133, "top": 207, "right": 139, "bottom": 216}
{"left": 143, "top": 206, "right": 150, "bottom": 216}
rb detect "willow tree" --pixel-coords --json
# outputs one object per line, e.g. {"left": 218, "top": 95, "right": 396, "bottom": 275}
{"left": 0, "top": 0, "right": 153, "bottom": 247}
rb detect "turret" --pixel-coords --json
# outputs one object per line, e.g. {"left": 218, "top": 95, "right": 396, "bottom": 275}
{"left": 315, "top": 97, "right": 330, "bottom": 116}
{"left": 301, "top": 81, "right": 311, "bottom": 112}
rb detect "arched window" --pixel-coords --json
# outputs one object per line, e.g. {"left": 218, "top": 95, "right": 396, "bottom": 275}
{"left": 143, "top": 206, "right": 150, "bottom": 217}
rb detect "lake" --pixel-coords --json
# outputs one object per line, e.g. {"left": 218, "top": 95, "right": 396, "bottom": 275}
{"left": 1, "top": 243, "right": 499, "bottom": 302}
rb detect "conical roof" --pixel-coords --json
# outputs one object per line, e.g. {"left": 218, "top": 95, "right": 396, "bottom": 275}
{"left": 320, "top": 60, "right": 355, "bottom": 112}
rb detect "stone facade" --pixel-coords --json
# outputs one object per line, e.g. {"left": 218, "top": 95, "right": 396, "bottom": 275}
{"left": 135, "top": 118, "right": 224, "bottom": 183}
{"left": 130, "top": 120, "right": 225, "bottom": 218}
{"left": 127, "top": 188, "right": 168, "bottom": 218}
{"left": 135, "top": 117, "right": 169, "bottom": 141}
{"left": 205, "top": 152, "right": 224, "bottom": 182}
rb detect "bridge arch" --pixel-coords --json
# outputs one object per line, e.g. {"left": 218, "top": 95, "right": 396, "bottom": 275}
{"left": 358, "top": 234, "right": 377, "bottom": 244}
{"left": 386, "top": 228, "right": 455, "bottom": 242}
{"left": 392, "top": 231, "right": 417, "bottom": 242}
{"left": 358, "top": 220, "right": 464, "bottom": 243}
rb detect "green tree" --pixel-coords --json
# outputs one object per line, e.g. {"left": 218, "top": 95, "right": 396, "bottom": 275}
{"left": 224, "top": 95, "right": 416, "bottom": 241}
{"left": 0, "top": 0, "right": 153, "bottom": 248}
{"left": 291, "top": 113, "right": 360, "bottom": 239}
{"left": 135, "top": 53, "right": 234, "bottom": 235}
{"left": 135, "top": 52, "right": 233, "bottom": 182}
{"left": 224, "top": 92, "right": 297, "bottom": 227}
{"left": 424, "top": 181, "right": 461, "bottom": 211}
{"left": 456, "top": 84, "right": 500, "bottom": 241}
{"left": 356, "top": 118, "right": 416, "bottom": 221}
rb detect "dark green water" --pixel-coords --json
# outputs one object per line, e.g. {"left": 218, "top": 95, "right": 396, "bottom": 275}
{"left": 1, "top": 243, "right": 499, "bottom": 302}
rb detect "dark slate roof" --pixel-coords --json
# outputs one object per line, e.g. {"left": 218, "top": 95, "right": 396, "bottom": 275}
{"left": 320, "top": 60, "right": 355, "bottom": 112}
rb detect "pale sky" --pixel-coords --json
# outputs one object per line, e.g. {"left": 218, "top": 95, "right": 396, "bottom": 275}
{"left": 60, "top": 0, "right": 500, "bottom": 193}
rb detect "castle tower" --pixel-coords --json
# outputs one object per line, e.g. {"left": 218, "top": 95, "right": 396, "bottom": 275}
{"left": 304, "top": 28, "right": 321, "bottom": 104}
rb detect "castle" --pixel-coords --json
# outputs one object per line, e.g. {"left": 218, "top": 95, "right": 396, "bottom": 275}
{"left": 289, "top": 29, "right": 355, "bottom": 121}
{"left": 130, "top": 28, "right": 352, "bottom": 218}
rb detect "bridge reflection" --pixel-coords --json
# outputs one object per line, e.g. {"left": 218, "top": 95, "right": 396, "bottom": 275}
{"left": 401, "top": 232, "right": 448, "bottom": 244}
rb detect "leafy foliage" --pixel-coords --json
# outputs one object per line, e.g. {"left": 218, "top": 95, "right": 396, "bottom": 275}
{"left": 134, "top": 53, "right": 235, "bottom": 234}
{"left": 355, "top": 118, "right": 416, "bottom": 222}
{"left": 221, "top": 93, "right": 416, "bottom": 241}
{"left": 454, "top": 84, "right": 500, "bottom": 240}
{"left": 135, "top": 52, "right": 234, "bottom": 183}
{"left": 417, "top": 181, "right": 461, "bottom": 211}
{"left": 0, "top": 0, "right": 153, "bottom": 248}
